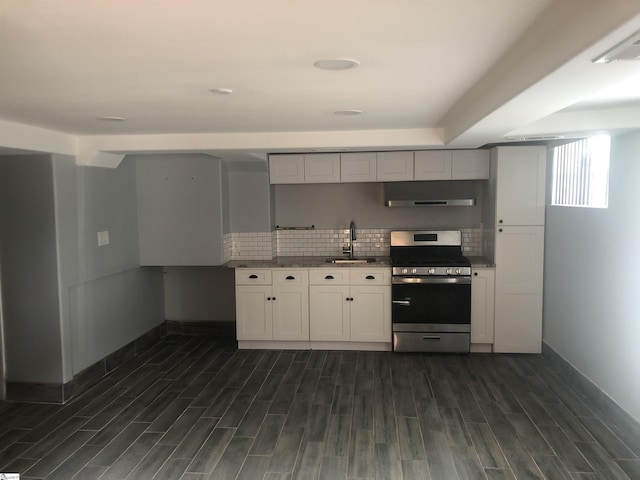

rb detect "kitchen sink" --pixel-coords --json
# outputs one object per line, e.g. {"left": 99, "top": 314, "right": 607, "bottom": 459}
{"left": 325, "top": 257, "right": 376, "bottom": 264}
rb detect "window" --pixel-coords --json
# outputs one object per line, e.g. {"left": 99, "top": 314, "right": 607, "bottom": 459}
{"left": 551, "top": 135, "right": 610, "bottom": 208}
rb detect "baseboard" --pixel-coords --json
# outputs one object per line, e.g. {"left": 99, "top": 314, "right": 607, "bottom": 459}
{"left": 542, "top": 341, "right": 640, "bottom": 453}
{"left": 6, "top": 322, "right": 167, "bottom": 404}
{"left": 166, "top": 320, "right": 236, "bottom": 337}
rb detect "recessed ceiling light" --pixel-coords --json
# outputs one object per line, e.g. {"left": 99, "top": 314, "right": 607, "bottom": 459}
{"left": 97, "top": 115, "right": 125, "bottom": 121}
{"left": 210, "top": 88, "right": 233, "bottom": 95}
{"left": 334, "top": 109, "right": 363, "bottom": 116}
{"left": 314, "top": 58, "right": 360, "bottom": 70}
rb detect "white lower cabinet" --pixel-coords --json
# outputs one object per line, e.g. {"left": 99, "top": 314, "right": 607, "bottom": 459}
{"left": 309, "top": 268, "right": 391, "bottom": 343}
{"left": 470, "top": 268, "right": 495, "bottom": 345}
{"left": 494, "top": 226, "right": 544, "bottom": 353}
{"left": 237, "top": 267, "right": 391, "bottom": 348}
{"left": 235, "top": 269, "right": 309, "bottom": 341}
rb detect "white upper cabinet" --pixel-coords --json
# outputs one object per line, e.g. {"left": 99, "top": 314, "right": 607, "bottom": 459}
{"left": 304, "top": 153, "right": 341, "bottom": 183}
{"left": 340, "top": 152, "right": 377, "bottom": 182}
{"left": 269, "top": 154, "right": 305, "bottom": 184}
{"left": 493, "top": 146, "right": 546, "bottom": 226}
{"left": 414, "top": 150, "right": 452, "bottom": 180}
{"left": 376, "top": 151, "right": 414, "bottom": 181}
{"left": 452, "top": 150, "right": 490, "bottom": 180}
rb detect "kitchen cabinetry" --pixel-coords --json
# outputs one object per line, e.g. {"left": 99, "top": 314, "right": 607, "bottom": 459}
{"left": 376, "top": 151, "right": 414, "bottom": 181}
{"left": 470, "top": 268, "right": 495, "bottom": 345}
{"left": 269, "top": 153, "right": 341, "bottom": 184}
{"left": 136, "top": 154, "right": 225, "bottom": 266}
{"left": 494, "top": 147, "right": 546, "bottom": 226}
{"left": 235, "top": 268, "right": 309, "bottom": 341}
{"left": 340, "top": 152, "right": 377, "bottom": 182}
{"left": 304, "top": 154, "right": 341, "bottom": 183}
{"left": 414, "top": 151, "right": 452, "bottom": 180}
{"left": 269, "top": 154, "right": 305, "bottom": 184}
{"left": 490, "top": 146, "right": 546, "bottom": 354}
{"left": 309, "top": 268, "right": 391, "bottom": 343}
{"left": 452, "top": 150, "right": 490, "bottom": 180}
{"left": 494, "top": 226, "right": 544, "bottom": 353}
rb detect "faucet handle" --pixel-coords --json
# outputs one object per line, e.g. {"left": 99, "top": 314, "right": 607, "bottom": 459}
{"left": 342, "top": 245, "right": 351, "bottom": 255}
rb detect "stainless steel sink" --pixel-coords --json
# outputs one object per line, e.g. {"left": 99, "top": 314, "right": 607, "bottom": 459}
{"left": 325, "top": 257, "right": 376, "bottom": 264}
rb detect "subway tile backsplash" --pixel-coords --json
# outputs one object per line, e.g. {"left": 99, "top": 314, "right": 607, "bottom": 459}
{"left": 225, "top": 227, "right": 483, "bottom": 261}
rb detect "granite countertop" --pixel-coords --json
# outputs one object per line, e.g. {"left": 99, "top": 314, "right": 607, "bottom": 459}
{"left": 467, "top": 256, "right": 495, "bottom": 268}
{"left": 224, "top": 256, "right": 392, "bottom": 269}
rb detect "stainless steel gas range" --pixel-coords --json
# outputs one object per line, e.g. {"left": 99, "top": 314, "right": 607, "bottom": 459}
{"left": 390, "top": 230, "right": 471, "bottom": 353}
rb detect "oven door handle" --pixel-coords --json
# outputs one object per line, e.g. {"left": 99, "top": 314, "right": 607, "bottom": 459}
{"left": 392, "top": 277, "right": 471, "bottom": 285}
{"left": 392, "top": 300, "right": 411, "bottom": 306}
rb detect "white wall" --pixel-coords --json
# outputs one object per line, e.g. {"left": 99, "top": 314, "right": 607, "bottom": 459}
{"left": 543, "top": 131, "right": 640, "bottom": 422}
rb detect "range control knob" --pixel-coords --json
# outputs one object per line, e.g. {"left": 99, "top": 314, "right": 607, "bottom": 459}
{"left": 455, "top": 268, "right": 462, "bottom": 275}
{"left": 402, "top": 268, "right": 409, "bottom": 274}
{"left": 446, "top": 268, "right": 453, "bottom": 275}
{"left": 411, "top": 268, "right": 418, "bottom": 274}
{"left": 428, "top": 268, "right": 435, "bottom": 275}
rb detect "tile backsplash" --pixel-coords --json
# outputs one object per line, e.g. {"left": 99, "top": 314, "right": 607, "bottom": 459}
{"left": 225, "top": 227, "right": 483, "bottom": 261}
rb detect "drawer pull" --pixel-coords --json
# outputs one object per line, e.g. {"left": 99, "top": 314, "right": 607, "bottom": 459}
{"left": 285, "top": 275, "right": 295, "bottom": 280}
{"left": 249, "top": 274, "right": 258, "bottom": 279}
{"left": 325, "top": 275, "right": 334, "bottom": 280}
{"left": 422, "top": 336, "right": 441, "bottom": 341}
{"left": 365, "top": 275, "right": 375, "bottom": 280}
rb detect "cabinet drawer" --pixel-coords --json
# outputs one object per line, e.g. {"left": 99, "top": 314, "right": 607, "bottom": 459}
{"left": 272, "top": 269, "right": 309, "bottom": 285}
{"left": 235, "top": 269, "right": 272, "bottom": 285}
{"left": 309, "top": 269, "right": 350, "bottom": 285}
{"left": 350, "top": 269, "right": 391, "bottom": 285}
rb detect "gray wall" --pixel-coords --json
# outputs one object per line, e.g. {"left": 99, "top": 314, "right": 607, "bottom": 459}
{"left": 543, "top": 131, "right": 640, "bottom": 422}
{"left": 228, "top": 162, "right": 272, "bottom": 232}
{"left": 65, "top": 157, "right": 165, "bottom": 378}
{"left": 274, "top": 181, "right": 483, "bottom": 229}
{"left": 135, "top": 154, "right": 225, "bottom": 266}
{"left": 164, "top": 267, "right": 235, "bottom": 322}
{"left": 0, "top": 155, "right": 64, "bottom": 383}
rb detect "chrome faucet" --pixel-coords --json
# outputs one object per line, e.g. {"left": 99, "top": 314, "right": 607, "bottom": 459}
{"left": 343, "top": 220, "right": 357, "bottom": 258}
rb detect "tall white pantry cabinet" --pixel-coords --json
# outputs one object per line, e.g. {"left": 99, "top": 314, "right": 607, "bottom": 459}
{"left": 490, "top": 146, "right": 546, "bottom": 353}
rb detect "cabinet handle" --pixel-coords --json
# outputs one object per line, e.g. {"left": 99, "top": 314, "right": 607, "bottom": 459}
{"left": 249, "top": 274, "right": 258, "bottom": 279}
{"left": 474, "top": 272, "right": 478, "bottom": 276}
{"left": 325, "top": 275, "right": 334, "bottom": 280}
{"left": 365, "top": 275, "right": 375, "bottom": 280}
{"left": 285, "top": 275, "right": 295, "bottom": 280}
{"left": 499, "top": 219, "right": 503, "bottom": 224}
{"left": 422, "top": 336, "right": 441, "bottom": 341}
{"left": 499, "top": 228, "right": 503, "bottom": 233}
{"left": 272, "top": 297, "right": 276, "bottom": 301}
{"left": 267, "top": 297, "right": 271, "bottom": 301}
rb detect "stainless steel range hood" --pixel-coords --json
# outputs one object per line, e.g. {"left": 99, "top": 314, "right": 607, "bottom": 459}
{"left": 384, "top": 181, "right": 477, "bottom": 207}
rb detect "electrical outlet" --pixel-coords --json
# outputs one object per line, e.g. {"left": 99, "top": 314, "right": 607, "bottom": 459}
{"left": 97, "top": 230, "right": 110, "bottom": 246}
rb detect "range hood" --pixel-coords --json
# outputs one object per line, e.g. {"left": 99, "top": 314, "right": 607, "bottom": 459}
{"left": 384, "top": 181, "right": 478, "bottom": 207}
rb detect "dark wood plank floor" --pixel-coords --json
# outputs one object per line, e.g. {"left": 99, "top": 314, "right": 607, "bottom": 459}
{"left": 1, "top": 334, "right": 639, "bottom": 479}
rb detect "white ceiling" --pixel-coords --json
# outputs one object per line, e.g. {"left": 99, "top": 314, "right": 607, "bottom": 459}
{"left": 2, "top": 0, "right": 640, "bottom": 160}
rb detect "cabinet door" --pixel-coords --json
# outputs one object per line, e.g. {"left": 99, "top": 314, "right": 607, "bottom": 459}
{"left": 350, "top": 285, "right": 391, "bottom": 342}
{"left": 414, "top": 151, "right": 452, "bottom": 180}
{"left": 494, "top": 147, "right": 546, "bottom": 225}
{"left": 309, "top": 285, "right": 350, "bottom": 341}
{"left": 376, "top": 151, "right": 414, "bottom": 181}
{"left": 269, "top": 154, "right": 305, "bottom": 184}
{"left": 494, "top": 226, "right": 544, "bottom": 353}
{"left": 236, "top": 286, "right": 273, "bottom": 340}
{"left": 272, "top": 284, "right": 309, "bottom": 341}
{"left": 341, "top": 152, "right": 377, "bottom": 182}
{"left": 452, "top": 150, "right": 490, "bottom": 180}
{"left": 471, "top": 268, "right": 495, "bottom": 344}
{"left": 304, "top": 154, "right": 341, "bottom": 183}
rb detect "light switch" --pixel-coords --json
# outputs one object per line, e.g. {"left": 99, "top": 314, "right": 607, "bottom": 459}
{"left": 97, "top": 230, "right": 110, "bottom": 246}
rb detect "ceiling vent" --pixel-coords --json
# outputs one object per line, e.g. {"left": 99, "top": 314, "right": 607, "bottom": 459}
{"left": 593, "top": 32, "right": 640, "bottom": 63}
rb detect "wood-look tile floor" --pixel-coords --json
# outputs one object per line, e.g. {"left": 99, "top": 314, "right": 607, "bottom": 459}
{"left": 1, "top": 335, "right": 639, "bottom": 480}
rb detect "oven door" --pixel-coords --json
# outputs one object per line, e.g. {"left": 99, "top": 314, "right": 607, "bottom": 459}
{"left": 392, "top": 276, "right": 471, "bottom": 332}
